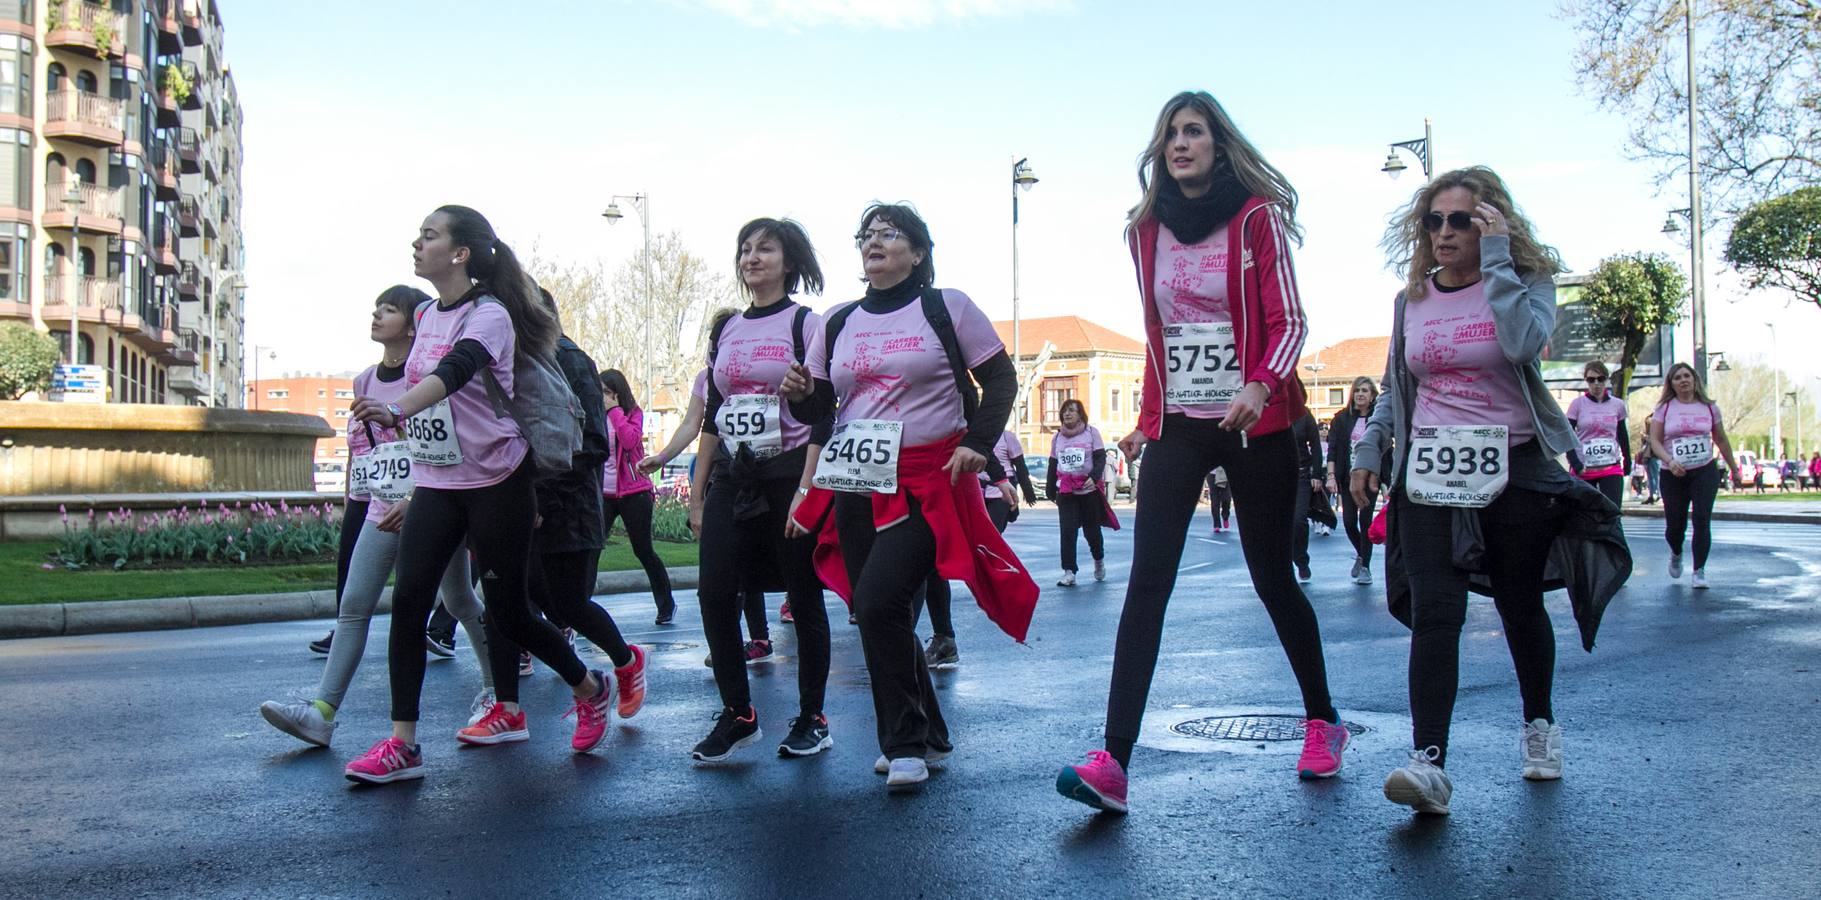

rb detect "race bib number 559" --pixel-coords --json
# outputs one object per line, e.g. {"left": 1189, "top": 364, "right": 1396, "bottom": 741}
{"left": 812, "top": 419, "right": 902, "bottom": 494}
{"left": 1406, "top": 425, "right": 1508, "bottom": 508}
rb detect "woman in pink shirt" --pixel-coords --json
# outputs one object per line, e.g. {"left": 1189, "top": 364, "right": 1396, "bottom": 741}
{"left": 1646, "top": 362, "right": 1740, "bottom": 589}
{"left": 1047, "top": 399, "right": 1109, "bottom": 586}
{"left": 599, "top": 367, "right": 677, "bottom": 624}
{"left": 1056, "top": 91, "right": 1346, "bottom": 815}
{"left": 344, "top": 206, "right": 618, "bottom": 783}
{"left": 1566, "top": 360, "right": 1631, "bottom": 508}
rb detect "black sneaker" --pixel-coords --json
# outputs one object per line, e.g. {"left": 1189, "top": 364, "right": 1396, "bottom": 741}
{"left": 655, "top": 601, "right": 676, "bottom": 626}
{"left": 1296, "top": 562, "right": 1313, "bottom": 582}
{"left": 309, "top": 632, "right": 333, "bottom": 655}
{"left": 778, "top": 714, "right": 833, "bottom": 758}
{"left": 923, "top": 634, "right": 959, "bottom": 669}
{"left": 691, "top": 707, "right": 762, "bottom": 762}
{"left": 426, "top": 632, "right": 456, "bottom": 659}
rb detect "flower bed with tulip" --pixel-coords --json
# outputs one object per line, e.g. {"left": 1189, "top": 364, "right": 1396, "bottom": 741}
{"left": 50, "top": 500, "right": 342, "bottom": 571}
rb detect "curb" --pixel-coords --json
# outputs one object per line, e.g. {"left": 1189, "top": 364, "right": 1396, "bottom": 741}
{"left": 0, "top": 566, "right": 700, "bottom": 640}
{"left": 1623, "top": 508, "right": 1821, "bottom": 526}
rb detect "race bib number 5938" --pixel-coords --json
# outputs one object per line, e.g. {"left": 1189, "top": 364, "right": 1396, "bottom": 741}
{"left": 1406, "top": 425, "right": 1508, "bottom": 508}
{"left": 812, "top": 419, "right": 902, "bottom": 494}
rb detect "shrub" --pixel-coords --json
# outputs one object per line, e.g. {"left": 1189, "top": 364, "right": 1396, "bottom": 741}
{"left": 0, "top": 323, "right": 61, "bottom": 400}
{"left": 51, "top": 500, "right": 343, "bottom": 570}
{"left": 648, "top": 494, "right": 695, "bottom": 543}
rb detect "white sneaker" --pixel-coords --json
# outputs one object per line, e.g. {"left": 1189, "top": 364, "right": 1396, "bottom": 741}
{"left": 467, "top": 689, "right": 497, "bottom": 727}
{"left": 1349, "top": 559, "right": 1362, "bottom": 580}
{"left": 259, "top": 698, "right": 335, "bottom": 748}
{"left": 1354, "top": 566, "right": 1372, "bottom": 586}
{"left": 874, "top": 747, "right": 950, "bottom": 774}
{"left": 1521, "top": 719, "right": 1563, "bottom": 781}
{"left": 1669, "top": 554, "right": 1683, "bottom": 579}
{"left": 885, "top": 757, "right": 929, "bottom": 787}
{"left": 1383, "top": 747, "right": 1452, "bottom": 815}
{"left": 1691, "top": 569, "right": 1709, "bottom": 590}
{"left": 1093, "top": 560, "right": 1106, "bottom": 582}
{"left": 1057, "top": 571, "right": 1076, "bottom": 587}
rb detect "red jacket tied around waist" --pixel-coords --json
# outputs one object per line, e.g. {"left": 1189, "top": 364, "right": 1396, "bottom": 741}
{"left": 789, "top": 435, "right": 1040, "bottom": 643}
{"left": 1129, "top": 197, "right": 1309, "bottom": 439}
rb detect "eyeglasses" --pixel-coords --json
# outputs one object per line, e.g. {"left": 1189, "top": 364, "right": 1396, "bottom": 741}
{"left": 854, "top": 228, "right": 905, "bottom": 249}
{"left": 1585, "top": 375, "right": 1608, "bottom": 383}
{"left": 1422, "top": 211, "right": 1477, "bottom": 233}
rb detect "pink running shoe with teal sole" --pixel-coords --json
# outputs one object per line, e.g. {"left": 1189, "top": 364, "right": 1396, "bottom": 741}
{"left": 1298, "top": 718, "right": 1349, "bottom": 779}
{"left": 344, "top": 737, "right": 424, "bottom": 785}
{"left": 1056, "top": 750, "right": 1129, "bottom": 814}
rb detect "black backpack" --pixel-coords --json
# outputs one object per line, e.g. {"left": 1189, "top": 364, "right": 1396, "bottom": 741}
{"left": 709, "top": 304, "right": 811, "bottom": 368}
{"left": 821, "top": 287, "right": 979, "bottom": 421}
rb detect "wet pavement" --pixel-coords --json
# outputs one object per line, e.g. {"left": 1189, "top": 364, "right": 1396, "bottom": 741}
{"left": 2, "top": 508, "right": 1817, "bottom": 898}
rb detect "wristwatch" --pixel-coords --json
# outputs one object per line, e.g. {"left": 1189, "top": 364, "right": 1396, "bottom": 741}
{"left": 796, "top": 486, "right": 811, "bottom": 497}
{"left": 385, "top": 402, "right": 404, "bottom": 424}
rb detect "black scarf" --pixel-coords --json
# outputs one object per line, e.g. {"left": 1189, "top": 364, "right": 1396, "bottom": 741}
{"left": 1154, "top": 160, "right": 1250, "bottom": 244}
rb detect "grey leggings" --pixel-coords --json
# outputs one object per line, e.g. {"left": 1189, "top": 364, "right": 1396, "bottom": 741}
{"left": 316, "top": 519, "right": 493, "bottom": 710}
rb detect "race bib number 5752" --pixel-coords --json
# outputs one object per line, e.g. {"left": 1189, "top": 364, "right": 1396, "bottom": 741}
{"left": 1164, "top": 321, "right": 1241, "bottom": 407}
{"left": 812, "top": 419, "right": 902, "bottom": 494}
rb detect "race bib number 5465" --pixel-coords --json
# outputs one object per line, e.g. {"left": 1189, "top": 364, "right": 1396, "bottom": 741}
{"left": 813, "top": 419, "right": 902, "bottom": 494}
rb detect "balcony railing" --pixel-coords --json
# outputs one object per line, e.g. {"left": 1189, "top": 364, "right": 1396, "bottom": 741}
{"left": 177, "top": 127, "right": 200, "bottom": 170}
{"left": 47, "top": 180, "right": 123, "bottom": 221}
{"left": 43, "top": 274, "right": 123, "bottom": 310}
{"left": 177, "top": 262, "right": 202, "bottom": 297}
{"left": 45, "top": 90, "right": 124, "bottom": 133}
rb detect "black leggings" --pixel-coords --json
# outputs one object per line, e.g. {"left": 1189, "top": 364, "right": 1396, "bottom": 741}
{"left": 1661, "top": 461, "right": 1720, "bottom": 569}
{"left": 835, "top": 491, "right": 950, "bottom": 758}
{"left": 1587, "top": 473, "right": 1624, "bottom": 509}
{"left": 985, "top": 496, "right": 1010, "bottom": 533}
{"left": 604, "top": 491, "right": 676, "bottom": 617}
{"left": 697, "top": 474, "right": 830, "bottom": 718}
{"left": 513, "top": 546, "right": 633, "bottom": 676}
{"left": 1056, "top": 491, "right": 1105, "bottom": 572}
{"left": 912, "top": 572, "right": 954, "bottom": 639}
{"left": 1396, "top": 483, "right": 1562, "bottom": 766}
{"left": 743, "top": 590, "right": 769, "bottom": 642}
{"left": 1103, "top": 417, "right": 1337, "bottom": 769}
{"left": 1340, "top": 488, "right": 1377, "bottom": 566}
{"left": 388, "top": 460, "right": 586, "bottom": 722}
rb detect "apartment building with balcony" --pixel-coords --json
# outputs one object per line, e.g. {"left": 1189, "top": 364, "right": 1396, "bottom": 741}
{"left": 0, "top": 0, "right": 243, "bottom": 407}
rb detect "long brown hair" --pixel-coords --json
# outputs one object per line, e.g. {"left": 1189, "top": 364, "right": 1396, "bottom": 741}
{"left": 1126, "top": 91, "right": 1301, "bottom": 243}
{"left": 1381, "top": 166, "right": 1564, "bottom": 301}
{"left": 1655, "top": 361, "right": 1714, "bottom": 409}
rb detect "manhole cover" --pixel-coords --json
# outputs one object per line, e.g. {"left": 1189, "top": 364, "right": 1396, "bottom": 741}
{"left": 1170, "top": 714, "right": 1368, "bottom": 743}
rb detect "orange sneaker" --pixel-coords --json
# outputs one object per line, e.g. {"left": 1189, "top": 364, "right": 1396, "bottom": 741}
{"left": 614, "top": 644, "right": 648, "bottom": 719}
{"left": 456, "top": 703, "right": 528, "bottom": 746}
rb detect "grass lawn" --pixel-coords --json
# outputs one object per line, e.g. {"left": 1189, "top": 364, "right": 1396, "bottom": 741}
{"left": 1716, "top": 490, "right": 1821, "bottom": 502}
{"left": 3, "top": 536, "right": 699, "bottom": 606}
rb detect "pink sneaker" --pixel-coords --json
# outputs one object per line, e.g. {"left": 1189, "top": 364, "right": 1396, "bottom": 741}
{"left": 565, "top": 669, "right": 616, "bottom": 753}
{"left": 456, "top": 703, "right": 528, "bottom": 746}
{"left": 1056, "top": 750, "right": 1129, "bottom": 814}
{"left": 614, "top": 644, "right": 648, "bottom": 719}
{"left": 344, "top": 737, "right": 424, "bottom": 784}
{"left": 1298, "top": 718, "right": 1349, "bottom": 779}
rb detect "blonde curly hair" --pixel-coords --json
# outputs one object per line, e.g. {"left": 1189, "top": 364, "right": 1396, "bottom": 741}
{"left": 1381, "top": 166, "right": 1563, "bottom": 300}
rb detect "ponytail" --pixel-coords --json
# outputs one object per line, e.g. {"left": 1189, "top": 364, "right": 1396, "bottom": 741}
{"left": 434, "top": 204, "right": 560, "bottom": 357}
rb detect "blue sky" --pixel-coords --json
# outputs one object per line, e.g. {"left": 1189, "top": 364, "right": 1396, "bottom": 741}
{"left": 229, "top": 0, "right": 1806, "bottom": 385}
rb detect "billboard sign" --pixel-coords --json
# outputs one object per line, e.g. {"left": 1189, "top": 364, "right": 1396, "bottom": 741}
{"left": 1538, "top": 275, "right": 1673, "bottom": 392}
{"left": 49, "top": 364, "right": 106, "bottom": 403}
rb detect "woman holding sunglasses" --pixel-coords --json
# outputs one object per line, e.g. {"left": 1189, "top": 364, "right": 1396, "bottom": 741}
{"left": 1054, "top": 91, "right": 1347, "bottom": 816}
{"left": 1567, "top": 361, "right": 1631, "bottom": 508}
{"left": 1353, "top": 167, "right": 1630, "bottom": 816}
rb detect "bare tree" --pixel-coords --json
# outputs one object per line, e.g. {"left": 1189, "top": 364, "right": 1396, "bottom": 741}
{"left": 525, "top": 251, "right": 614, "bottom": 362}
{"left": 1561, "top": 1, "right": 1821, "bottom": 214}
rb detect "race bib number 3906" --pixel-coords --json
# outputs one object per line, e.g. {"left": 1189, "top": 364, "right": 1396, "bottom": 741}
{"left": 1163, "top": 321, "right": 1241, "bottom": 407}
{"left": 716, "top": 394, "right": 783, "bottom": 458}
{"left": 405, "top": 398, "right": 462, "bottom": 466}
{"left": 812, "top": 419, "right": 903, "bottom": 494}
{"left": 1406, "top": 425, "right": 1508, "bottom": 508}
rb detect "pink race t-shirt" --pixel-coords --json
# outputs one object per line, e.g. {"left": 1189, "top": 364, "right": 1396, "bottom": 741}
{"left": 1051, "top": 426, "right": 1104, "bottom": 495}
{"left": 712, "top": 301, "right": 821, "bottom": 453}
{"left": 1567, "top": 393, "right": 1629, "bottom": 478}
{"left": 807, "top": 288, "right": 1003, "bottom": 447}
{"left": 1651, "top": 399, "right": 1721, "bottom": 467}
{"left": 1404, "top": 278, "right": 1535, "bottom": 441}
{"left": 691, "top": 368, "right": 708, "bottom": 402}
{"left": 350, "top": 364, "right": 409, "bottom": 523}
{"left": 404, "top": 296, "right": 528, "bottom": 490}
{"left": 981, "top": 430, "right": 1025, "bottom": 499}
{"left": 1154, "top": 222, "right": 1233, "bottom": 419}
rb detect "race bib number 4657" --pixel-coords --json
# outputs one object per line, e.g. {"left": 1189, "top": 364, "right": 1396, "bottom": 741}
{"left": 1406, "top": 425, "right": 1508, "bottom": 508}
{"left": 812, "top": 419, "right": 903, "bottom": 494}
{"left": 1163, "top": 322, "right": 1241, "bottom": 407}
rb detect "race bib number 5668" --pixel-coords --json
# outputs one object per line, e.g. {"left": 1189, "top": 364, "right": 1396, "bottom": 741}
{"left": 405, "top": 399, "right": 462, "bottom": 466}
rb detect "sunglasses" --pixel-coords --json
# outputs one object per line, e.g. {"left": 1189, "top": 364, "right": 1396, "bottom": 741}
{"left": 1585, "top": 376, "right": 1608, "bottom": 383}
{"left": 1422, "top": 211, "right": 1477, "bottom": 232}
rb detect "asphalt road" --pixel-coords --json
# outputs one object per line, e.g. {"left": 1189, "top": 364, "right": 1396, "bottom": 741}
{"left": 2, "top": 507, "right": 1817, "bottom": 899}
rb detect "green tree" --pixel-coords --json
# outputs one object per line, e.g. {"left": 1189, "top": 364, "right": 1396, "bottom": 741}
{"left": 1724, "top": 186, "right": 1821, "bottom": 310}
{"left": 1561, "top": 1, "right": 1821, "bottom": 213}
{"left": 0, "top": 323, "right": 62, "bottom": 400}
{"left": 1580, "top": 252, "right": 1688, "bottom": 397}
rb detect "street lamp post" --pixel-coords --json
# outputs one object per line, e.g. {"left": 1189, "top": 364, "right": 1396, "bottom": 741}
{"left": 1381, "top": 119, "right": 1434, "bottom": 182}
{"left": 1768, "top": 322, "right": 1781, "bottom": 457}
{"left": 62, "top": 181, "right": 82, "bottom": 365}
{"left": 1303, "top": 360, "right": 1327, "bottom": 415}
{"left": 1010, "top": 157, "right": 1038, "bottom": 440}
{"left": 602, "top": 193, "right": 653, "bottom": 411}
{"left": 251, "top": 344, "right": 275, "bottom": 410}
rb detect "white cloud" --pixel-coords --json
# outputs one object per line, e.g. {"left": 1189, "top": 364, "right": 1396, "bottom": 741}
{"left": 677, "top": 0, "right": 1070, "bottom": 29}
